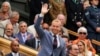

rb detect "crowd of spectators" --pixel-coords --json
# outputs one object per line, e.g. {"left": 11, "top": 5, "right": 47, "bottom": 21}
{"left": 0, "top": 0, "right": 100, "bottom": 56}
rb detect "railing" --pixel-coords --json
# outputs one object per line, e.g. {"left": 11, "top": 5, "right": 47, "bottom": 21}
{"left": 0, "top": 37, "right": 38, "bottom": 56}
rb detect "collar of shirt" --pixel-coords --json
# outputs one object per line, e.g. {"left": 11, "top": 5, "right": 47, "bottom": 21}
{"left": 21, "top": 32, "right": 27, "bottom": 37}
{"left": 21, "top": 32, "right": 27, "bottom": 42}
{"left": 4, "top": 34, "right": 14, "bottom": 40}
{"left": 92, "top": 5, "right": 97, "bottom": 9}
{"left": 12, "top": 52, "right": 19, "bottom": 56}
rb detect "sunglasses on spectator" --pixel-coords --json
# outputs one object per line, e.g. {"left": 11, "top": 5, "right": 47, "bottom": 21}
{"left": 79, "top": 32, "right": 87, "bottom": 35}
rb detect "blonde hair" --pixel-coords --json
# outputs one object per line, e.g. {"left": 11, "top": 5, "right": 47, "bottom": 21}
{"left": 78, "top": 40, "right": 89, "bottom": 56}
{"left": 52, "top": 19, "right": 62, "bottom": 26}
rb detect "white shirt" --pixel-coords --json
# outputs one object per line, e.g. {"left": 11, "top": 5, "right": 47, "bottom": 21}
{"left": 35, "top": 38, "right": 40, "bottom": 49}
{"left": 12, "top": 52, "right": 19, "bottom": 56}
{"left": 50, "top": 32, "right": 60, "bottom": 48}
{"left": 4, "top": 34, "right": 14, "bottom": 40}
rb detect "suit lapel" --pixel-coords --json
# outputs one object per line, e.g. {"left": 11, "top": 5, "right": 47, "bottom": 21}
{"left": 19, "top": 33, "right": 24, "bottom": 43}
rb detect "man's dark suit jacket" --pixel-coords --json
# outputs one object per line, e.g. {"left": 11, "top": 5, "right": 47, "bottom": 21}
{"left": 25, "top": 38, "right": 36, "bottom": 49}
{"left": 6, "top": 53, "right": 26, "bottom": 56}
{"left": 65, "top": 0, "right": 84, "bottom": 40}
{"left": 65, "top": 0, "right": 84, "bottom": 31}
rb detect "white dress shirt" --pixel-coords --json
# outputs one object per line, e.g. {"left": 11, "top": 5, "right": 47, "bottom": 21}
{"left": 12, "top": 52, "right": 19, "bottom": 56}
{"left": 35, "top": 38, "right": 40, "bottom": 49}
{"left": 50, "top": 32, "right": 60, "bottom": 48}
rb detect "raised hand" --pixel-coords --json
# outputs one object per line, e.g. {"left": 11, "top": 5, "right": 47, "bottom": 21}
{"left": 41, "top": 3, "right": 49, "bottom": 15}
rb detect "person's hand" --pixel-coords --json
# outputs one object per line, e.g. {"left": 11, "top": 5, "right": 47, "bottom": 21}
{"left": 76, "top": 21, "right": 82, "bottom": 27}
{"left": 96, "top": 27, "right": 100, "bottom": 32}
{"left": 15, "top": 38, "right": 19, "bottom": 42}
{"left": 41, "top": 3, "right": 49, "bottom": 15}
{"left": 27, "top": 34, "right": 31, "bottom": 40}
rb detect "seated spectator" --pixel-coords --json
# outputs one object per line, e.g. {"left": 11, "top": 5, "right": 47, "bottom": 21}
{"left": 56, "top": 13, "right": 69, "bottom": 37}
{"left": 27, "top": 14, "right": 43, "bottom": 38}
{"left": 0, "top": 11, "right": 19, "bottom": 36}
{"left": 67, "top": 44, "right": 79, "bottom": 56}
{"left": 77, "top": 40, "right": 92, "bottom": 56}
{"left": 42, "top": 23, "right": 49, "bottom": 31}
{"left": 73, "top": 27, "right": 96, "bottom": 54}
{"left": 5, "top": 40, "right": 26, "bottom": 56}
{"left": 62, "top": 35, "right": 69, "bottom": 55}
{"left": 25, "top": 37, "right": 40, "bottom": 51}
{"left": 62, "top": 34, "right": 70, "bottom": 47}
{"left": 3, "top": 23, "right": 15, "bottom": 40}
{"left": 0, "top": 1, "right": 12, "bottom": 21}
{"left": 15, "top": 21, "right": 34, "bottom": 44}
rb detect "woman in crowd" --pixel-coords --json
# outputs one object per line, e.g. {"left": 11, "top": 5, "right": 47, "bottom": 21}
{"left": 78, "top": 40, "right": 92, "bottom": 56}
{"left": 73, "top": 27, "right": 96, "bottom": 55}
{"left": 0, "top": 1, "right": 12, "bottom": 21}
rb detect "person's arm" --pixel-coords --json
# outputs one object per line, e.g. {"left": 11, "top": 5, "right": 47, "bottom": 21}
{"left": 34, "top": 4, "right": 49, "bottom": 38}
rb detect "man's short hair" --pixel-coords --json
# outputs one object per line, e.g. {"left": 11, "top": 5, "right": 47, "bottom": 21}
{"left": 9, "top": 11, "right": 19, "bottom": 19}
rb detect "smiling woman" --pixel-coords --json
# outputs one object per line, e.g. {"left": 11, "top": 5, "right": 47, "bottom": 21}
{"left": 0, "top": 1, "right": 12, "bottom": 21}
{"left": 73, "top": 27, "right": 96, "bottom": 55}
{"left": 77, "top": 40, "right": 92, "bottom": 56}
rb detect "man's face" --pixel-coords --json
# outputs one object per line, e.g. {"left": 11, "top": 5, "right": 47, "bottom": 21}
{"left": 62, "top": 37, "right": 69, "bottom": 47}
{"left": 42, "top": 23, "right": 49, "bottom": 30}
{"left": 70, "top": 45, "right": 79, "bottom": 56}
{"left": 19, "top": 23, "right": 27, "bottom": 33}
{"left": 50, "top": 20, "right": 61, "bottom": 35}
{"left": 11, "top": 15, "right": 19, "bottom": 24}
{"left": 5, "top": 24, "right": 13, "bottom": 36}
{"left": 11, "top": 41, "right": 19, "bottom": 53}
{"left": 57, "top": 14, "right": 66, "bottom": 26}
{"left": 91, "top": 0, "right": 99, "bottom": 6}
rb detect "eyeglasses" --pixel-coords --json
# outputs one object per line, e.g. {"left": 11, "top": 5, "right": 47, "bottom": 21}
{"left": 79, "top": 32, "right": 87, "bottom": 35}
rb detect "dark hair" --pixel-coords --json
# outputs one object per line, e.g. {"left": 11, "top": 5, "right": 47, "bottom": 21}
{"left": 89, "top": 0, "right": 92, "bottom": 1}
{"left": 89, "top": 0, "right": 99, "bottom": 5}
{"left": 62, "top": 35, "right": 68, "bottom": 38}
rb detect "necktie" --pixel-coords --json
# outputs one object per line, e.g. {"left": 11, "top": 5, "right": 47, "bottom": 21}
{"left": 23, "top": 34, "right": 26, "bottom": 42}
{"left": 53, "top": 35, "right": 57, "bottom": 49}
